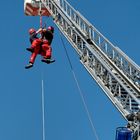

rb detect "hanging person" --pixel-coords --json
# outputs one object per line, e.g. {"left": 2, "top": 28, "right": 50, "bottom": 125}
{"left": 40, "top": 26, "right": 55, "bottom": 64}
{"left": 25, "top": 28, "right": 42, "bottom": 69}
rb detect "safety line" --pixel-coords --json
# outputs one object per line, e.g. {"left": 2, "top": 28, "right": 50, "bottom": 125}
{"left": 41, "top": 75, "right": 46, "bottom": 140}
{"left": 39, "top": 1, "right": 42, "bottom": 28}
{"left": 39, "top": 2, "right": 46, "bottom": 140}
{"left": 41, "top": 61, "right": 46, "bottom": 140}
{"left": 40, "top": 16, "right": 43, "bottom": 28}
{"left": 59, "top": 32, "right": 100, "bottom": 140}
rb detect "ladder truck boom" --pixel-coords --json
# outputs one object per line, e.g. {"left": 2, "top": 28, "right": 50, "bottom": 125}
{"left": 24, "top": 0, "right": 140, "bottom": 139}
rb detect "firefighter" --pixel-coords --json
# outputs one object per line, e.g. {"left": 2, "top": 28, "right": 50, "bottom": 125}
{"left": 41, "top": 26, "right": 55, "bottom": 64}
{"left": 25, "top": 28, "right": 42, "bottom": 69}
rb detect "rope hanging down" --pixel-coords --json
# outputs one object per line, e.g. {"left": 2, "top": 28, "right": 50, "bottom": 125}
{"left": 39, "top": 1, "right": 43, "bottom": 28}
{"left": 40, "top": 16, "right": 43, "bottom": 28}
{"left": 41, "top": 79, "right": 46, "bottom": 140}
{"left": 59, "top": 32, "right": 100, "bottom": 140}
{"left": 39, "top": 2, "right": 45, "bottom": 140}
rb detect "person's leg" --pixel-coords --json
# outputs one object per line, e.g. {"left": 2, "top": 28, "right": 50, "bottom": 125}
{"left": 41, "top": 41, "right": 55, "bottom": 64}
{"left": 25, "top": 45, "right": 40, "bottom": 69}
{"left": 46, "top": 46, "right": 52, "bottom": 59}
{"left": 26, "top": 39, "right": 42, "bottom": 52}
{"left": 41, "top": 44, "right": 55, "bottom": 64}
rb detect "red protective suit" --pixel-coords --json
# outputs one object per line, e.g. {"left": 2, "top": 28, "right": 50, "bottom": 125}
{"left": 29, "top": 38, "right": 42, "bottom": 64}
{"left": 25, "top": 27, "right": 54, "bottom": 69}
{"left": 41, "top": 40, "right": 52, "bottom": 59}
{"left": 40, "top": 27, "right": 54, "bottom": 60}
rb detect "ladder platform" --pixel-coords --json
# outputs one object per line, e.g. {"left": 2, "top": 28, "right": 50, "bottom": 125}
{"left": 24, "top": 0, "right": 51, "bottom": 16}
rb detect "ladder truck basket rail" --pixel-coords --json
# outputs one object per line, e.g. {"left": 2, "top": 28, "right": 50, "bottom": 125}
{"left": 58, "top": 0, "right": 140, "bottom": 90}
{"left": 24, "top": 0, "right": 51, "bottom": 16}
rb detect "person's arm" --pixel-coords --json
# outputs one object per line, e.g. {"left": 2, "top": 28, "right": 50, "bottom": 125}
{"left": 36, "top": 28, "right": 42, "bottom": 34}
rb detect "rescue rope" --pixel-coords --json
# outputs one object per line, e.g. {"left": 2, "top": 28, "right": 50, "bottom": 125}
{"left": 39, "top": 1, "right": 43, "bottom": 28}
{"left": 40, "top": 16, "right": 43, "bottom": 28}
{"left": 39, "top": 2, "right": 46, "bottom": 140}
{"left": 59, "top": 32, "right": 100, "bottom": 140}
{"left": 41, "top": 78, "right": 46, "bottom": 140}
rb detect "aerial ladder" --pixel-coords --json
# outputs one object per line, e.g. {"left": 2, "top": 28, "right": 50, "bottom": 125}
{"left": 24, "top": 0, "right": 140, "bottom": 139}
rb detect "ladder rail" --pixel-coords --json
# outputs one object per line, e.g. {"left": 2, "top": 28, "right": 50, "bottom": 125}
{"left": 40, "top": 0, "right": 140, "bottom": 117}
{"left": 56, "top": 17, "right": 140, "bottom": 117}
{"left": 43, "top": 0, "right": 139, "bottom": 90}
{"left": 53, "top": 17, "right": 140, "bottom": 139}
{"left": 48, "top": 0, "right": 140, "bottom": 90}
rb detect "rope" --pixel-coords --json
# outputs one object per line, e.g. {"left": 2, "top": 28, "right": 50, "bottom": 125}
{"left": 39, "top": 1, "right": 43, "bottom": 28}
{"left": 59, "top": 32, "right": 100, "bottom": 140}
{"left": 41, "top": 78, "right": 46, "bottom": 140}
{"left": 40, "top": 16, "right": 42, "bottom": 29}
{"left": 40, "top": 1, "right": 45, "bottom": 137}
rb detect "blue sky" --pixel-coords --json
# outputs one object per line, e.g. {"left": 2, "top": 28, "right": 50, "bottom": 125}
{"left": 0, "top": 0, "right": 140, "bottom": 140}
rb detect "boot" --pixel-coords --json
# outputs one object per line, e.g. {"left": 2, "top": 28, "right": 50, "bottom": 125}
{"left": 26, "top": 48, "right": 34, "bottom": 53}
{"left": 41, "top": 58, "right": 55, "bottom": 64}
{"left": 25, "top": 63, "right": 33, "bottom": 69}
